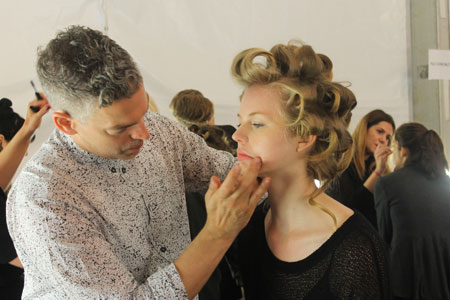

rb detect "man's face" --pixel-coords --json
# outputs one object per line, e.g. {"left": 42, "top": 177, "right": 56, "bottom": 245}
{"left": 71, "top": 85, "right": 150, "bottom": 160}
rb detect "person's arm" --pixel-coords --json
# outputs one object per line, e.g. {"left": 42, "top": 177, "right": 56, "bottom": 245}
{"left": 7, "top": 159, "right": 269, "bottom": 299}
{"left": 363, "top": 144, "right": 392, "bottom": 193}
{"left": 175, "top": 160, "right": 270, "bottom": 299}
{"left": 0, "top": 97, "right": 50, "bottom": 190}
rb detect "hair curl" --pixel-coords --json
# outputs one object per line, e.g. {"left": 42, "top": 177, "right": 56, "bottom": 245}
{"left": 231, "top": 41, "right": 357, "bottom": 227}
{"left": 169, "top": 89, "right": 214, "bottom": 127}
{"left": 36, "top": 25, "right": 142, "bottom": 121}
{"left": 395, "top": 122, "right": 448, "bottom": 178}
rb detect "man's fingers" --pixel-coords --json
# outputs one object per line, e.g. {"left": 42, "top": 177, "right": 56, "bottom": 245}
{"left": 205, "top": 176, "right": 220, "bottom": 198}
{"left": 213, "top": 164, "right": 242, "bottom": 198}
{"left": 248, "top": 177, "right": 271, "bottom": 206}
{"left": 233, "top": 158, "right": 262, "bottom": 194}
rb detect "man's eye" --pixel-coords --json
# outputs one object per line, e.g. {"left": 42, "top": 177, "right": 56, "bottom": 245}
{"left": 252, "top": 123, "right": 264, "bottom": 128}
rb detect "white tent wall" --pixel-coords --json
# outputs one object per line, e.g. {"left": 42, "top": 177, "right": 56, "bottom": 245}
{"left": 0, "top": 0, "right": 410, "bottom": 173}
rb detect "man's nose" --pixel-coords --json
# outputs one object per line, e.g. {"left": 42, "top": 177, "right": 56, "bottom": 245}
{"left": 131, "top": 120, "right": 150, "bottom": 140}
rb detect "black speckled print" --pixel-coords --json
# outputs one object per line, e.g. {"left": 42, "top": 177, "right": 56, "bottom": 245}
{"left": 6, "top": 112, "right": 235, "bottom": 299}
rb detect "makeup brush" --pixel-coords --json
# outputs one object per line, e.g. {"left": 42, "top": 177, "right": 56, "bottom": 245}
{"left": 30, "top": 80, "right": 43, "bottom": 112}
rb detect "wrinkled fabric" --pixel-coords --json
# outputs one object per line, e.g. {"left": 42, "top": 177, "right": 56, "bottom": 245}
{"left": 7, "top": 112, "right": 235, "bottom": 299}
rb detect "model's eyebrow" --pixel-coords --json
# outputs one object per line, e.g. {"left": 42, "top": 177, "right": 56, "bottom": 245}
{"left": 237, "top": 112, "right": 267, "bottom": 119}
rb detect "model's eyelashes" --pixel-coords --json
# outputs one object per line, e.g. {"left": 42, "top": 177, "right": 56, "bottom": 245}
{"left": 251, "top": 123, "right": 264, "bottom": 128}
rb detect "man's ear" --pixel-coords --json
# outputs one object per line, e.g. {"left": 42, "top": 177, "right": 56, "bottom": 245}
{"left": 296, "top": 135, "right": 317, "bottom": 153}
{"left": 52, "top": 111, "right": 78, "bottom": 135}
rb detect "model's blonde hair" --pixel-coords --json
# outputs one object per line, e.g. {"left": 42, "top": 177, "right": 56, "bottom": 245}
{"left": 169, "top": 89, "right": 214, "bottom": 127}
{"left": 232, "top": 41, "right": 356, "bottom": 228}
{"left": 352, "top": 109, "right": 395, "bottom": 179}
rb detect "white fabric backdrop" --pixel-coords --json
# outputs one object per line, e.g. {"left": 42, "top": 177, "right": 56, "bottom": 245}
{"left": 0, "top": 0, "right": 411, "bottom": 171}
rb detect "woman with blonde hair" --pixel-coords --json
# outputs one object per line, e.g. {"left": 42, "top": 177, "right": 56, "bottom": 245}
{"left": 375, "top": 122, "right": 450, "bottom": 300}
{"left": 327, "top": 109, "right": 395, "bottom": 229}
{"left": 227, "top": 42, "right": 390, "bottom": 299}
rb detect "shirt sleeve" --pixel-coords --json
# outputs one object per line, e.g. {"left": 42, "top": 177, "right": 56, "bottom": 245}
{"left": 7, "top": 185, "right": 189, "bottom": 299}
{"left": 374, "top": 178, "right": 393, "bottom": 246}
{"left": 161, "top": 116, "right": 236, "bottom": 194}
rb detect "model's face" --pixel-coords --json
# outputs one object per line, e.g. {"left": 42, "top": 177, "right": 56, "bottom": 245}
{"left": 72, "top": 85, "right": 150, "bottom": 160}
{"left": 365, "top": 121, "right": 394, "bottom": 155}
{"left": 232, "top": 84, "right": 300, "bottom": 177}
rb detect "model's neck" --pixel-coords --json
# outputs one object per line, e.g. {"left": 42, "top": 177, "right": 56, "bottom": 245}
{"left": 266, "top": 168, "right": 319, "bottom": 230}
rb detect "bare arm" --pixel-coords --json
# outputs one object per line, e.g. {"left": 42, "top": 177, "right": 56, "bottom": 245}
{"left": 363, "top": 144, "right": 392, "bottom": 193}
{"left": 0, "top": 96, "right": 50, "bottom": 190}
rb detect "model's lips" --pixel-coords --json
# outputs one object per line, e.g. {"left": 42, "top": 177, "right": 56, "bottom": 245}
{"left": 237, "top": 150, "right": 253, "bottom": 161}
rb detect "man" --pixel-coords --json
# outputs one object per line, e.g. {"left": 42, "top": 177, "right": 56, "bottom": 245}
{"left": 6, "top": 26, "right": 270, "bottom": 299}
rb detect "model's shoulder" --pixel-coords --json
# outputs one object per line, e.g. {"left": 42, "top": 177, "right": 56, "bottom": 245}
{"left": 336, "top": 213, "right": 385, "bottom": 253}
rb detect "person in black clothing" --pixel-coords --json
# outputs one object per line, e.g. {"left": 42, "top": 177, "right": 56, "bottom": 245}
{"left": 0, "top": 96, "right": 50, "bottom": 299}
{"left": 374, "top": 122, "right": 450, "bottom": 300}
{"left": 229, "top": 41, "right": 391, "bottom": 299}
{"left": 327, "top": 109, "right": 395, "bottom": 229}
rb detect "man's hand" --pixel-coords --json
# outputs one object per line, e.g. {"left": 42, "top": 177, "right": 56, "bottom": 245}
{"left": 203, "top": 157, "right": 271, "bottom": 242}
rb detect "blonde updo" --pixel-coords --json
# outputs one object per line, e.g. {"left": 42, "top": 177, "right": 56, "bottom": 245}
{"left": 232, "top": 41, "right": 357, "bottom": 222}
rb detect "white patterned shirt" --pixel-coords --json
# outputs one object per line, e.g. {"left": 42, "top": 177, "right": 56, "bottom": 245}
{"left": 7, "top": 112, "right": 235, "bottom": 299}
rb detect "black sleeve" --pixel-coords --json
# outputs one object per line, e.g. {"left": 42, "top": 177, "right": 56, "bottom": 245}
{"left": 0, "top": 188, "right": 18, "bottom": 263}
{"left": 374, "top": 178, "right": 393, "bottom": 246}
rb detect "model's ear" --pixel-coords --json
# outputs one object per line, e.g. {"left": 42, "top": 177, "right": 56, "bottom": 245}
{"left": 52, "top": 111, "right": 78, "bottom": 135}
{"left": 296, "top": 135, "right": 317, "bottom": 153}
{"left": 400, "top": 146, "right": 408, "bottom": 158}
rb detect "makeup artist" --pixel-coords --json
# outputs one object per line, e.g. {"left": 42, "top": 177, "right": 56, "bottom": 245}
{"left": 0, "top": 96, "right": 50, "bottom": 299}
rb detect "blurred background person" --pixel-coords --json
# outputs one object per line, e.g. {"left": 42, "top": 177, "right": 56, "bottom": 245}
{"left": 327, "top": 109, "right": 395, "bottom": 229}
{"left": 170, "top": 89, "right": 237, "bottom": 151}
{"left": 0, "top": 97, "right": 50, "bottom": 299}
{"left": 374, "top": 122, "right": 450, "bottom": 300}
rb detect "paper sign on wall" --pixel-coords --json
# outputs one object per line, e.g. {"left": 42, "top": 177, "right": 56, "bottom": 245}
{"left": 429, "top": 49, "right": 450, "bottom": 80}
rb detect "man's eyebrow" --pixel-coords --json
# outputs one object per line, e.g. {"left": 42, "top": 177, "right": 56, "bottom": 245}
{"left": 109, "top": 100, "right": 149, "bottom": 130}
{"left": 109, "top": 123, "right": 137, "bottom": 130}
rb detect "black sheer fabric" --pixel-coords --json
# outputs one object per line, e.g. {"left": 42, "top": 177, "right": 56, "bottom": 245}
{"left": 237, "top": 204, "right": 391, "bottom": 300}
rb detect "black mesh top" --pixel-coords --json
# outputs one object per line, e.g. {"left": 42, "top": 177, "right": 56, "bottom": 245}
{"left": 237, "top": 204, "right": 392, "bottom": 300}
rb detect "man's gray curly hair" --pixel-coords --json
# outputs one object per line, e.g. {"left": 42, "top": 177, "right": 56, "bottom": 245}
{"left": 37, "top": 25, "right": 142, "bottom": 121}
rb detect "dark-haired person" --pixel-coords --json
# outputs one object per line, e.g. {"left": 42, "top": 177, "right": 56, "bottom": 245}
{"left": 230, "top": 41, "right": 390, "bottom": 299}
{"left": 327, "top": 109, "right": 395, "bottom": 229}
{"left": 6, "top": 26, "right": 269, "bottom": 299}
{"left": 0, "top": 97, "right": 50, "bottom": 299}
{"left": 374, "top": 122, "right": 450, "bottom": 300}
